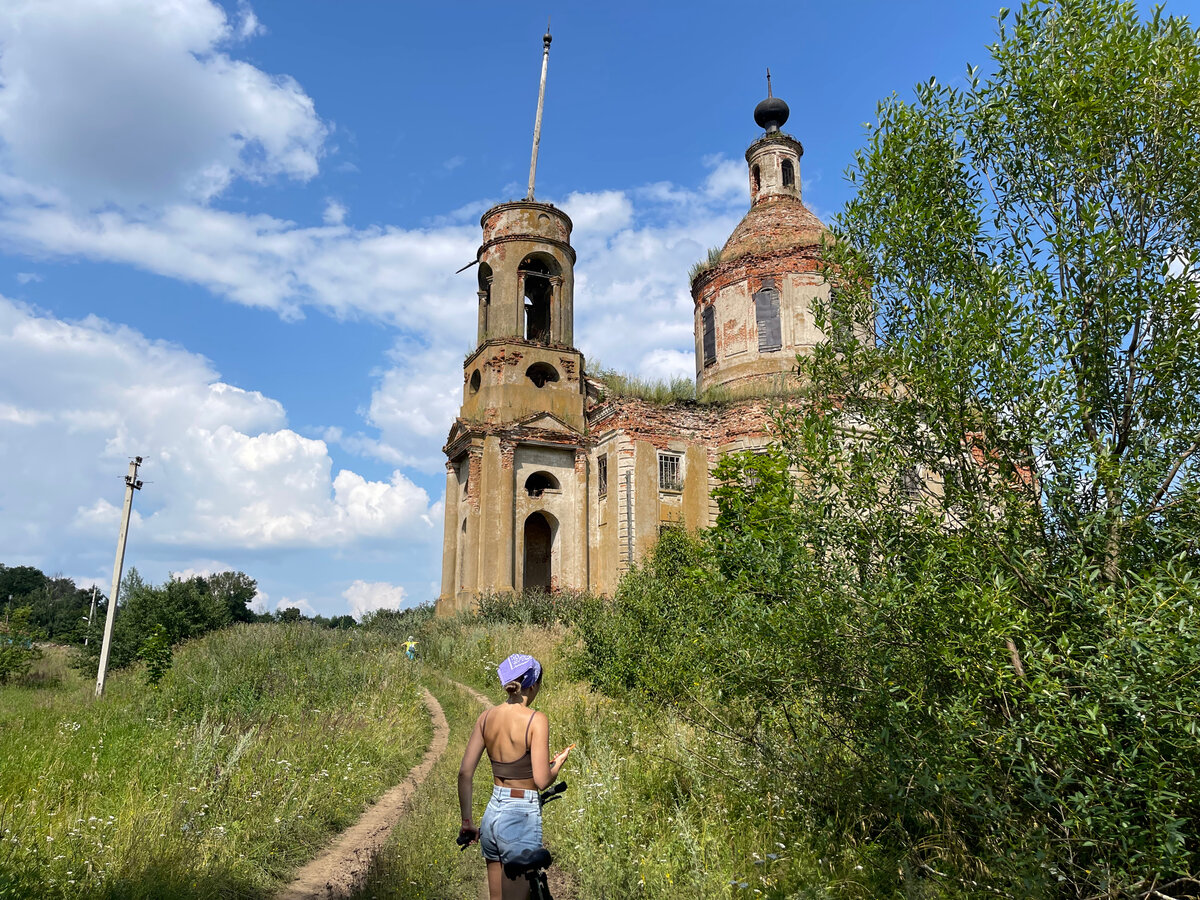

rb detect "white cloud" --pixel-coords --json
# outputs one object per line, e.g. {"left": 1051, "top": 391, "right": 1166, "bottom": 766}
{"left": 0, "top": 297, "right": 437, "bottom": 557}
{"left": 343, "top": 579, "right": 409, "bottom": 620}
{"left": 639, "top": 348, "right": 695, "bottom": 382}
{"left": 170, "top": 561, "right": 234, "bottom": 581}
{"left": 561, "top": 190, "right": 634, "bottom": 238}
{"left": 0, "top": 0, "right": 326, "bottom": 206}
{"left": 275, "top": 596, "right": 316, "bottom": 617}
{"left": 323, "top": 199, "right": 348, "bottom": 226}
{"left": 15, "top": 272, "right": 41, "bottom": 284}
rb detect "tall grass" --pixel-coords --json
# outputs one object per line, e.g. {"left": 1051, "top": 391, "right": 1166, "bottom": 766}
{"left": 0, "top": 624, "right": 429, "bottom": 899}
{"left": 369, "top": 618, "right": 842, "bottom": 899}
{"left": 358, "top": 679, "right": 495, "bottom": 899}
{"left": 593, "top": 370, "right": 698, "bottom": 405}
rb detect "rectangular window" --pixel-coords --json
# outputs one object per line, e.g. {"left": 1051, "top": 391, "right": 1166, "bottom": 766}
{"left": 755, "top": 282, "right": 782, "bottom": 352}
{"left": 658, "top": 452, "right": 683, "bottom": 492}
{"left": 702, "top": 305, "right": 716, "bottom": 367}
{"left": 597, "top": 455, "right": 608, "bottom": 497}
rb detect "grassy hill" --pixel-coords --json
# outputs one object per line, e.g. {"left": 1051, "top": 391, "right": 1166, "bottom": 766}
{"left": 0, "top": 625, "right": 428, "bottom": 899}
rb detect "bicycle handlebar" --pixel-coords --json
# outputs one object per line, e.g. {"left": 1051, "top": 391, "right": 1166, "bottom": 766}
{"left": 539, "top": 780, "right": 567, "bottom": 805}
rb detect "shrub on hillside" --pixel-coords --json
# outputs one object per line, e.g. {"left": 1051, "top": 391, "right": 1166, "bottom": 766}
{"left": 476, "top": 587, "right": 601, "bottom": 628}
{"left": 0, "top": 607, "right": 41, "bottom": 684}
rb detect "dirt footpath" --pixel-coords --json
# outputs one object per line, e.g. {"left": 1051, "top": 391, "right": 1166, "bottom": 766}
{"left": 278, "top": 688, "right": 449, "bottom": 900}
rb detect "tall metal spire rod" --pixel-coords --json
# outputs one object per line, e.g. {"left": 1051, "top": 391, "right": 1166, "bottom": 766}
{"left": 767, "top": 67, "right": 773, "bottom": 98}
{"left": 526, "top": 21, "right": 552, "bottom": 201}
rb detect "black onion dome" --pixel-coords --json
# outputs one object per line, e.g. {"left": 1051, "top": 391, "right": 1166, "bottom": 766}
{"left": 753, "top": 96, "right": 789, "bottom": 133}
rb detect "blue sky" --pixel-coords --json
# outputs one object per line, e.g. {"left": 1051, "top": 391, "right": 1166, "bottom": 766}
{"left": 1, "top": 0, "right": 1193, "bottom": 618}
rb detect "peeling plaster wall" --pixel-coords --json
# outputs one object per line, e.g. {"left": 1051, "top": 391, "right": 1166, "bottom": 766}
{"left": 693, "top": 247, "right": 832, "bottom": 392}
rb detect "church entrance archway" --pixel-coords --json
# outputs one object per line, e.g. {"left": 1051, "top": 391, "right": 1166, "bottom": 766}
{"left": 523, "top": 512, "right": 553, "bottom": 591}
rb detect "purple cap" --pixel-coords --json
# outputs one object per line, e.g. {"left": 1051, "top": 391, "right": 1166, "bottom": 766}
{"left": 497, "top": 653, "right": 542, "bottom": 688}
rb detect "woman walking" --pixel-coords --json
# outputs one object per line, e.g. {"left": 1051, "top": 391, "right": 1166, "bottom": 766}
{"left": 458, "top": 654, "right": 571, "bottom": 900}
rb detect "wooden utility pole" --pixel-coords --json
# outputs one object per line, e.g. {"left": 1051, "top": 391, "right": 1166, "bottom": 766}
{"left": 95, "top": 457, "right": 144, "bottom": 698}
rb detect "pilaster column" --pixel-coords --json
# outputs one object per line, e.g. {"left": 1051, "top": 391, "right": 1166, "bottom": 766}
{"left": 437, "top": 462, "right": 458, "bottom": 612}
{"left": 494, "top": 439, "right": 516, "bottom": 591}
{"left": 461, "top": 444, "right": 483, "bottom": 609}
{"left": 549, "top": 275, "right": 564, "bottom": 343}
{"left": 574, "top": 448, "right": 589, "bottom": 591}
{"left": 515, "top": 271, "right": 527, "bottom": 337}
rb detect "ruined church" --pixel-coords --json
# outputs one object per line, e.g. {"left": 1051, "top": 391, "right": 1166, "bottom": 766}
{"left": 436, "top": 75, "right": 847, "bottom": 614}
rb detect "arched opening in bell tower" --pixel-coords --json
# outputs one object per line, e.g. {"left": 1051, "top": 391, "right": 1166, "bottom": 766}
{"left": 520, "top": 253, "right": 558, "bottom": 344}
{"left": 523, "top": 511, "right": 555, "bottom": 591}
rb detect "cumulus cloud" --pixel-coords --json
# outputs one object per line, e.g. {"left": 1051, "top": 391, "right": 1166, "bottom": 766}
{"left": 323, "top": 199, "right": 348, "bottom": 226}
{"left": 343, "top": 579, "right": 409, "bottom": 620}
{"left": 275, "top": 596, "right": 317, "bottom": 617}
{"left": 0, "top": 3, "right": 764, "bottom": 474}
{"left": 0, "top": 297, "right": 437, "bottom": 559}
{"left": 0, "top": 0, "right": 326, "bottom": 207}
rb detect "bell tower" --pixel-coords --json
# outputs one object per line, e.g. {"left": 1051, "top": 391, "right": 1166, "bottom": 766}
{"left": 438, "top": 28, "right": 590, "bottom": 614}
{"left": 691, "top": 74, "right": 834, "bottom": 394}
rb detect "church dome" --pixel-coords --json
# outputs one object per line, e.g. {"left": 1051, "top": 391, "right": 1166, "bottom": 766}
{"left": 720, "top": 196, "right": 827, "bottom": 264}
{"left": 753, "top": 96, "right": 789, "bottom": 132}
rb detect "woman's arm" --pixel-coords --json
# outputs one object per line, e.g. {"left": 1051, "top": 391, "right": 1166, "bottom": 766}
{"left": 457, "top": 711, "right": 487, "bottom": 836}
{"left": 528, "top": 711, "right": 571, "bottom": 790}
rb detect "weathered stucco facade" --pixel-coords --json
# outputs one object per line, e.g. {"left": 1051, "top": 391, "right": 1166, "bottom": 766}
{"left": 436, "top": 90, "right": 852, "bottom": 614}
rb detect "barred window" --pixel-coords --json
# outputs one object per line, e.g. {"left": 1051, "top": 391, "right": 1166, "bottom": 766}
{"left": 658, "top": 452, "right": 683, "bottom": 492}
{"left": 901, "top": 465, "right": 923, "bottom": 500}
{"left": 597, "top": 455, "right": 608, "bottom": 497}
{"left": 702, "top": 305, "right": 716, "bottom": 367}
{"left": 754, "top": 278, "right": 782, "bottom": 352}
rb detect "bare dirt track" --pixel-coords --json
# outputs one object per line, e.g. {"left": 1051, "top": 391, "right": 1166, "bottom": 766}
{"left": 277, "top": 688, "right": 449, "bottom": 900}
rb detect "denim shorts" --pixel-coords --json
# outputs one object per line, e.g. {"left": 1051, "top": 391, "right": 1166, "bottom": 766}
{"left": 478, "top": 785, "right": 543, "bottom": 863}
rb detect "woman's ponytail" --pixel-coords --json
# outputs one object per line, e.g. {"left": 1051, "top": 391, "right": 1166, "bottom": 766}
{"left": 503, "top": 680, "right": 522, "bottom": 696}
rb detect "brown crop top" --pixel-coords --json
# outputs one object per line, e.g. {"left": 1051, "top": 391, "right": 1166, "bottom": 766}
{"left": 483, "top": 709, "right": 536, "bottom": 781}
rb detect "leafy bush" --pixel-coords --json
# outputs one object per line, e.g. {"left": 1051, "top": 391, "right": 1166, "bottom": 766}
{"left": 139, "top": 623, "right": 172, "bottom": 685}
{"left": 0, "top": 607, "right": 41, "bottom": 685}
{"left": 475, "top": 587, "right": 601, "bottom": 628}
{"left": 578, "top": 1, "right": 1200, "bottom": 876}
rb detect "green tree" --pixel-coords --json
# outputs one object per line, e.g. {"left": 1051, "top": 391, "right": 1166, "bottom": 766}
{"left": 206, "top": 571, "right": 258, "bottom": 623}
{"left": 0, "top": 606, "right": 41, "bottom": 683}
{"left": 785, "top": 0, "right": 1200, "bottom": 893}
{"left": 580, "top": 2, "right": 1200, "bottom": 895}
{"left": 0, "top": 564, "right": 45, "bottom": 605}
{"left": 138, "top": 623, "right": 172, "bottom": 685}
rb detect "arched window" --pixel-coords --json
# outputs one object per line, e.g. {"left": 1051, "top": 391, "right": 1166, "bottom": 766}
{"left": 702, "top": 305, "right": 716, "bottom": 367}
{"left": 526, "top": 362, "right": 559, "bottom": 388}
{"left": 781, "top": 160, "right": 795, "bottom": 189}
{"left": 477, "top": 262, "right": 492, "bottom": 304}
{"left": 519, "top": 254, "right": 559, "bottom": 343}
{"left": 523, "top": 512, "right": 554, "bottom": 591}
{"left": 469, "top": 370, "right": 481, "bottom": 393}
{"left": 754, "top": 278, "right": 782, "bottom": 352}
{"left": 525, "top": 471, "right": 560, "bottom": 497}
{"left": 751, "top": 165, "right": 761, "bottom": 195}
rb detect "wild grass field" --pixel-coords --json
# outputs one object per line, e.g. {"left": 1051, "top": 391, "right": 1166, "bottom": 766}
{"left": 0, "top": 625, "right": 428, "bottom": 900}
{"left": 366, "top": 617, "right": 882, "bottom": 900}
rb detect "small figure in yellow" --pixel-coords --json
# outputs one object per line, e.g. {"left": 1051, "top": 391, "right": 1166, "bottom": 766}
{"left": 403, "top": 635, "right": 418, "bottom": 661}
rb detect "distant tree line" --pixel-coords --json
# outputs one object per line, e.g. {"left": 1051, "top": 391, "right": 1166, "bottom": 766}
{"left": 0, "top": 563, "right": 358, "bottom": 681}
